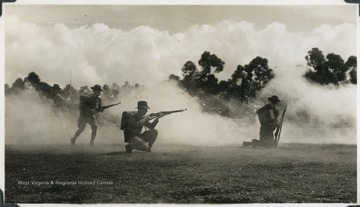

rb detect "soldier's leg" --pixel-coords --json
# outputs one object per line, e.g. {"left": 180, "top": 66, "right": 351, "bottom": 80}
{"left": 263, "top": 135, "right": 276, "bottom": 148}
{"left": 140, "top": 129, "right": 158, "bottom": 151}
{"left": 130, "top": 136, "right": 149, "bottom": 151}
{"left": 259, "top": 125, "right": 275, "bottom": 148}
{"left": 262, "top": 131, "right": 276, "bottom": 148}
{"left": 71, "top": 115, "right": 87, "bottom": 145}
{"left": 89, "top": 117, "right": 97, "bottom": 145}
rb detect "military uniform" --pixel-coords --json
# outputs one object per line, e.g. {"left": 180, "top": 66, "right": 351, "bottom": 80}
{"left": 52, "top": 84, "right": 65, "bottom": 108}
{"left": 244, "top": 95, "right": 281, "bottom": 148}
{"left": 124, "top": 101, "right": 159, "bottom": 153}
{"left": 71, "top": 84, "right": 103, "bottom": 145}
{"left": 258, "top": 103, "right": 280, "bottom": 148}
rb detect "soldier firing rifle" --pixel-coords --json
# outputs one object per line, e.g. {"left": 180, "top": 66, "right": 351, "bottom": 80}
{"left": 70, "top": 84, "right": 121, "bottom": 146}
{"left": 120, "top": 101, "right": 187, "bottom": 153}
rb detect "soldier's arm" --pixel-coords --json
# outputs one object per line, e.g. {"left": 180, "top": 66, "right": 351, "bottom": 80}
{"left": 145, "top": 119, "right": 159, "bottom": 129}
{"left": 128, "top": 115, "right": 151, "bottom": 128}
{"left": 95, "top": 97, "right": 103, "bottom": 112}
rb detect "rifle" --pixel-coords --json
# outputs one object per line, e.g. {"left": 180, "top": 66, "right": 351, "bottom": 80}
{"left": 274, "top": 106, "right": 287, "bottom": 147}
{"left": 149, "top": 108, "right": 187, "bottom": 120}
{"left": 92, "top": 102, "right": 121, "bottom": 114}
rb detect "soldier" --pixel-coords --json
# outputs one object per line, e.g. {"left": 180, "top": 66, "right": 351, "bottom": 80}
{"left": 244, "top": 95, "right": 282, "bottom": 148}
{"left": 102, "top": 84, "right": 115, "bottom": 103}
{"left": 70, "top": 84, "right": 103, "bottom": 146}
{"left": 52, "top": 84, "right": 66, "bottom": 108}
{"left": 122, "top": 101, "right": 163, "bottom": 153}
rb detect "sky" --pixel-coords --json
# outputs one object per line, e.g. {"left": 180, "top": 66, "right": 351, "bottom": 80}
{"left": 2, "top": 2, "right": 358, "bottom": 145}
{"left": 4, "top": 4, "right": 357, "bottom": 87}
{"left": 4, "top": 5, "right": 356, "bottom": 33}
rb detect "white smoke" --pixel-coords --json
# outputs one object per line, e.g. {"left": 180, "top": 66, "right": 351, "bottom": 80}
{"left": 259, "top": 65, "right": 356, "bottom": 144}
{"left": 5, "top": 15, "right": 356, "bottom": 87}
{"left": 5, "top": 90, "right": 75, "bottom": 145}
{"left": 4, "top": 13, "right": 357, "bottom": 146}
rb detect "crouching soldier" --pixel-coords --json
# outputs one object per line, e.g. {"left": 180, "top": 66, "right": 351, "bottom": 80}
{"left": 120, "top": 101, "right": 164, "bottom": 153}
{"left": 244, "top": 95, "right": 282, "bottom": 148}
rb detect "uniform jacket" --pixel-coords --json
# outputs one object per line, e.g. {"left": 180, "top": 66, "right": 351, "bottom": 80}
{"left": 79, "top": 94, "right": 102, "bottom": 116}
{"left": 126, "top": 112, "right": 158, "bottom": 139}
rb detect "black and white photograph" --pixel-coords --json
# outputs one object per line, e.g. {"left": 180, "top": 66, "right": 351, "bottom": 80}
{"left": 1, "top": 0, "right": 358, "bottom": 205}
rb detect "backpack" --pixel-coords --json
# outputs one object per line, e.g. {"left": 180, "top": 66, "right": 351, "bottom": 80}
{"left": 256, "top": 104, "right": 275, "bottom": 125}
{"left": 120, "top": 111, "right": 136, "bottom": 131}
{"left": 78, "top": 95, "right": 89, "bottom": 110}
{"left": 120, "top": 111, "right": 136, "bottom": 143}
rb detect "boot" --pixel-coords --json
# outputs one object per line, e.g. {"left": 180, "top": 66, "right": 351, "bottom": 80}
{"left": 125, "top": 144, "right": 133, "bottom": 153}
{"left": 70, "top": 137, "right": 76, "bottom": 145}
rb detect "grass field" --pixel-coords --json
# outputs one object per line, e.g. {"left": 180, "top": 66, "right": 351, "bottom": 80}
{"left": 5, "top": 143, "right": 357, "bottom": 204}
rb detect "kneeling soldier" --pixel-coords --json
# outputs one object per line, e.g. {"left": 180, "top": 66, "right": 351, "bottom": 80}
{"left": 244, "top": 95, "right": 282, "bottom": 148}
{"left": 121, "top": 101, "right": 164, "bottom": 153}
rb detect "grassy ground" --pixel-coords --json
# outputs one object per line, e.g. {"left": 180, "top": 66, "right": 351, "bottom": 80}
{"left": 5, "top": 143, "right": 357, "bottom": 204}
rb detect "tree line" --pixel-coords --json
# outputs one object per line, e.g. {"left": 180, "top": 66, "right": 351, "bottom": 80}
{"left": 4, "top": 47, "right": 357, "bottom": 123}
{"left": 167, "top": 48, "right": 356, "bottom": 118}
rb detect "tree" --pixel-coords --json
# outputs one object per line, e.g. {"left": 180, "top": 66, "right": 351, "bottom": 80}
{"left": 174, "top": 52, "right": 275, "bottom": 117}
{"left": 305, "top": 48, "right": 327, "bottom": 85}
{"left": 181, "top": 61, "right": 197, "bottom": 89}
{"left": 304, "top": 48, "right": 355, "bottom": 86}
{"left": 182, "top": 61, "right": 197, "bottom": 77}
{"left": 168, "top": 74, "right": 180, "bottom": 82}
{"left": 227, "top": 57, "right": 274, "bottom": 102}
{"left": 196, "top": 51, "right": 225, "bottom": 94}
{"left": 326, "top": 53, "right": 346, "bottom": 85}
{"left": 10, "top": 78, "right": 25, "bottom": 94}
{"left": 26, "top": 72, "right": 41, "bottom": 87}
{"left": 346, "top": 56, "right": 357, "bottom": 84}
{"left": 37, "top": 82, "right": 53, "bottom": 98}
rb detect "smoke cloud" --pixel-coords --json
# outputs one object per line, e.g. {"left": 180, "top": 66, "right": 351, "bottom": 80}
{"left": 5, "top": 16, "right": 356, "bottom": 87}
{"left": 5, "top": 13, "right": 356, "bottom": 146}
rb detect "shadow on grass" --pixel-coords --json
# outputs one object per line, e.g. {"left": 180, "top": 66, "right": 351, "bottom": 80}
{"left": 98, "top": 151, "right": 125, "bottom": 156}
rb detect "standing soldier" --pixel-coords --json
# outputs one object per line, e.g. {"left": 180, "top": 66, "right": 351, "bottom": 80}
{"left": 244, "top": 95, "right": 282, "bottom": 148}
{"left": 70, "top": 84, "right": 103, "bottom": 146}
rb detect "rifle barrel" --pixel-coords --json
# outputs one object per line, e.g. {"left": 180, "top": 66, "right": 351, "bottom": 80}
{"left": 149, "top": 108, "right": 187, "bottom": 118}
{"left": 161, "top": 108, "right": 187, "bottom": 114}
{"left": 102, "top": 102, "right": 121, "bottom": 109}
